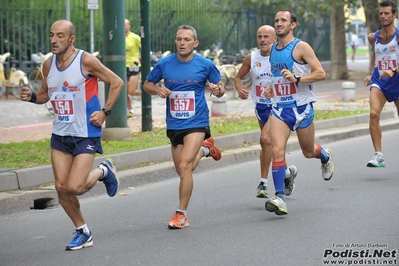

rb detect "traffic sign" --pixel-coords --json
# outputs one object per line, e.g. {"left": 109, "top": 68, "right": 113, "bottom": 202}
{"left": 87, "top": 0, "right": 99, "bottom": 10}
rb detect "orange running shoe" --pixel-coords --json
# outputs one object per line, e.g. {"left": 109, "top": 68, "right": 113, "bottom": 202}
{"left": 202, "top": 137, "right": 222, "bottom": 161}
{"left": 168, "top": 211, "right": 189, "bottom": 229}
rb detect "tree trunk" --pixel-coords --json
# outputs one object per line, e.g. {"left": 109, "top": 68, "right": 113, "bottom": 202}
{"left": 362, "top": 0, "right": 381, "bottom": 70}
{"left": 330, "top": 4, "right": 349, "bottom": 80}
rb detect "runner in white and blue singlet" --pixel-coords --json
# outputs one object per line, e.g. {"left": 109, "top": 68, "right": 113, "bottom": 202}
{"left": 270, "top": 38, "right": 316, "bottom": 131}
{"left": 20, "top": 20, "right": 124, "bottom": 251}
{"left": 234, "top": 25, "right": 298, "bottom": 199}
{"left": 264, "top": 10, "right": 335, "bottom": 216}
{"left": 364, "top": 0, "right": 399, "bottom": 168}
{"left": 48, "top": 49, "right": 102, "bottom": 138}
{"left": 370, "top": 27, "right": 399, "bottom": 97}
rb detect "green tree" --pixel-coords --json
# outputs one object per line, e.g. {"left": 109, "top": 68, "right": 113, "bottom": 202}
{"left": 0, "top": 0, "right": 342, "bottom": 74}
{"left": 330, "top": 2, "right": 349, "bottom": 79}
{"left": 362, "top": 0, "right": 381, "bottom": 72}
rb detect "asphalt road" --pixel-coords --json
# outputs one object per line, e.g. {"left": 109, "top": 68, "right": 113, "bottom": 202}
{"left": 1, "top": 129, "right": 398, "bottom": 266}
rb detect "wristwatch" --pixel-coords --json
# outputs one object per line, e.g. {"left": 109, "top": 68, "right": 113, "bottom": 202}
{"left": 391, "top": 67, "right": 397, "bottom": 75}
{"left": 294, "top": 74, "right": 301, "bottom": 85}
{"left": 102, "top": 108, "right": 111, "bottom": 116}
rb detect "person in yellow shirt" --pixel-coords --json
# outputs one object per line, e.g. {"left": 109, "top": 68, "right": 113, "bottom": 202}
{"left": 125, "top": 19, "right": 141, "bottom": 118}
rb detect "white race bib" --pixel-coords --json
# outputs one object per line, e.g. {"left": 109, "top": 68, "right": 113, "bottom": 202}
{"left": 169, "top": 91, "right": 195, "bottom": 119}
{"left": 272, "top": 77, "right": 298, "bottom": 104}
{"left": 50, "top": 92, "right": 76, "bottom": 123}
{"left": 377, "top": 56, "right": 397, "bottom": 75}
{"left": 254, "top": 82, "right": 272, "bottom": 104}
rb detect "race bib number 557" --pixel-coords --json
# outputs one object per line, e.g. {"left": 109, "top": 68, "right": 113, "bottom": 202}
{"left": 169, "top": 91, "right": 195, "bottom": 119}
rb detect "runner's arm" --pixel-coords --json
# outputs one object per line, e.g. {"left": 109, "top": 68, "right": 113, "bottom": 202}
{"left": 20, "top": 57, "right": 51, "bottom": 104}
{"left": 234, "top": 53, "right": 251, "bottom": 100}
{"left": 295, "top": 41, "right": 326, "bottom": 83}
{"left": 82, "top": 52, "right": 123, "bottom": 111}
{"left": 364, "top": 33, "right": 375, "bottom": 86}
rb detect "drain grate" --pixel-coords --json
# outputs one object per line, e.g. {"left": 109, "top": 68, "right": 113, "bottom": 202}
{"left": 31, "top": 197, "right": 56, "bottom": 210}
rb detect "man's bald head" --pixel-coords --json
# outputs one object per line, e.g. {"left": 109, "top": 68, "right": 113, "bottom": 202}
{"left": 51, "top": 20, "right": 76, "bottom": 37}
{"left": 257, "top": 25, "right": 276, "bottom": 37}
{"left": 256, "top": 25, "right": 277, "bottom": 55}
{"left": 125, "top": 19, "right": 131, "bottom": 35}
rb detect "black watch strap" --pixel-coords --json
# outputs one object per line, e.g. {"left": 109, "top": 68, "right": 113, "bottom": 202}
{"left": 391, "top": 67, "right": 397, "bottom": 75}
{"left": 294, "top": 75, "right": 301, "bottom": 85}
{"left": 102, "top": 108, "right": 111, "bottom": 116}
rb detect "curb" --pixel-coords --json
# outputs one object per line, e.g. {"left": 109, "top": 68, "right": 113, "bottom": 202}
{"left": 0, "top": 110, "right": 398, "bottom": 216}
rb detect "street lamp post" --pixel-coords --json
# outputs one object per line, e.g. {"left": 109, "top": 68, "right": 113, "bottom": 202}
{"left": 66, "top": 0, "right": 70, "bottom": 20}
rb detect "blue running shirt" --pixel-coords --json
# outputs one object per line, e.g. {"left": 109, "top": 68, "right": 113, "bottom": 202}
{"left": 270, "top": 38, "right": 316, "bottom": 107}
{"left": 146, "top": 53, "right": 221, "bottom": 130}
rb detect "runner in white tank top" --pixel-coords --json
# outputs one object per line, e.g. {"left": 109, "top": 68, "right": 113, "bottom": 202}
{"left": 48, "top": 49, "right": 102, "bottom": 137}
{"left": 363, "top": 1, "right": 399, "bottom": 168}
{"left": 234, "top": 25, "right": 298, "bottom": 200}
{"left": 19, "top": 20, "right": 124, "bottom": 250}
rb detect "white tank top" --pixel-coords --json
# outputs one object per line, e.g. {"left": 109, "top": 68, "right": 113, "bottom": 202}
{"left": 47, "top": 50, "right": 102, "bottom": 137}
{"left": 374, "top": 28, "right": 399, "bottom": 75}
{"left": 250, "top": 50, "right": 272, "bottom": 105}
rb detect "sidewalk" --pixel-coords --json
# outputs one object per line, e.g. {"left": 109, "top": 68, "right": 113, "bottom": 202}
{"left": 0, "top": 57, "right": 370, "bottom": 128}
{"left": 0, "top": 78, "right": 371, "bottom": 143}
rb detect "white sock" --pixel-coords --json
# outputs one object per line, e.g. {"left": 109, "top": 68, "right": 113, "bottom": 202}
{"left": 177, "top": 209, "right": 187, "bottom": 216}
{"left": 201, "top": 146, "right": 210, "bottom": 156}
{"left": 77, "top": 224, "right": 90, "bottom": 235}
{"left": 260, "top": 178, "right": 268, "bottom": 184}
{"left": 129, "top": 109, "right": 134, "bottom": 114}
{"left": 285, "top": 168, "right": 291, "bottom": 179}
{"left": 98, "top": 164, "right": 108, "bottom": 179}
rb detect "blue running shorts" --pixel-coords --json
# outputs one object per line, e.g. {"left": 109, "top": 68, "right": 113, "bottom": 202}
{"left": 255, "top": 103, "right": 272, "bottom": 126}
{"left": 50, "top": 134, "right": 103, "bottom": 157}
{"left": 370, "top": 83, "right": 399, "bottom": 102}
{"left": 272, "top": 103, "right": 314, "bottom": 131}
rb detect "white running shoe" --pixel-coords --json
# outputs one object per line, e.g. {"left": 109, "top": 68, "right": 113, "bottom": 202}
{"left": 256, "top": 181, "right": 268, "bottom": 198}
{"left": 367, "top": 153, "right": 385, "bottom": 167}
{"left": 321, "top": 148, "right": 334, "bottom": 181}
{"left": 265, "top": 196, "right": 288, "bottom": 215}
{"left": 284, "top": 165, "right": 298, "bottom": 196}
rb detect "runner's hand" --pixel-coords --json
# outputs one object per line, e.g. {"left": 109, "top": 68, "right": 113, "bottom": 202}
{"left": 157, "top": 86, "right": 171, "bottom": 99}
{"left": 364, "top": 75, "right": 371, "bottom": 86}
{"left": 264, "top": 85, "right": 273, "bottom": 99}
{"left": 237, "top": 87, "right": 248, "bottom": 100}
{"left": 20, "top": 86, "right": 33, "bottom": 102}
{"left": 89, "top": 111, "right": 106, "bottom": 127}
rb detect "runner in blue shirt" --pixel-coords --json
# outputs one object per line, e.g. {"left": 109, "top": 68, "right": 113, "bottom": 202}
{"left": 144, "top": 25, "right": 225, "bottom": 229}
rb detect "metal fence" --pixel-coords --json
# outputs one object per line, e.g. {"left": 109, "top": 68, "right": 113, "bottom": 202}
{"left": 0, "top": 0, "right": 331, "bottom": 75}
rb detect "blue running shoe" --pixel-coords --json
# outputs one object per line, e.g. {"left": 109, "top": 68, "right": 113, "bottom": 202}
{"left": 100, "top": 158, "right": 119, "bottom": 197}
{"left": 65, "top": 229, "right": 93, "bottom": 251}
